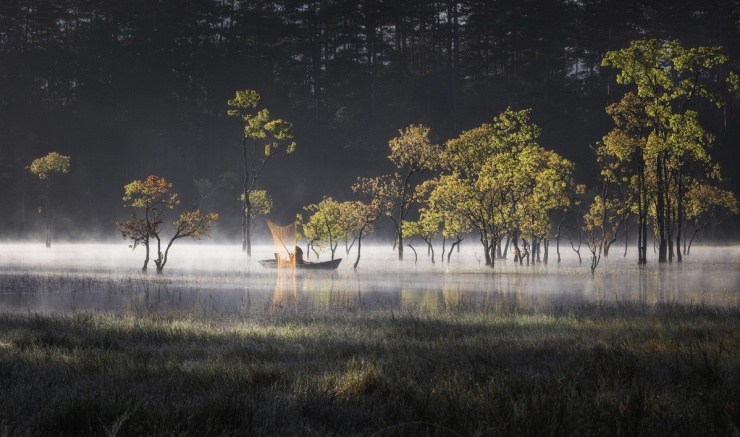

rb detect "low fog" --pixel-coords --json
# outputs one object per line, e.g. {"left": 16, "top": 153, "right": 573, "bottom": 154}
{"left": 1, "top": 242, "right": 737, "bottom": 315}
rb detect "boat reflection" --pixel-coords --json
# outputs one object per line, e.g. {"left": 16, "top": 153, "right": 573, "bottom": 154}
{"left": 270, "top": 268, "right": 298, "bottom": 314}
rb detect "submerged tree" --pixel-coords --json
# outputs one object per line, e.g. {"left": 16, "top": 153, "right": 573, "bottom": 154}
{"left": 27, "top": 152, "right": 71, "bottom": 248}
{"left": 415, "top": 179, "right": 471, "bottom": 264}
{"left": 227, "top": 90, "right": 296, "bottom": 256}
{"left": 240, "top": 189, "right": 273, "bottom": 241}
{"left": 385, "top": 124, "right": 441, "bottom": 260}
{"left": 301, "top": 197, "right": 347, "bottom": 261}
{"left": 432, "top": 108, "right": 574, "bottom": 268}
{"left": 351, "top": 178, "right": 392, "bottom": 269}
{"left": 582, "top": 191, "right": 608, "bottom": 275}
{"left": 403, "top": 208, "right": 443, "bottom": 264}
{"left": 684, "top": 183, "right": 739, "bottom": 254}
{"left": 601, "top": 39, "right": 739, "bottom": 263}
{"left": 117, "top": 175, "right": 218, "bottom": 274}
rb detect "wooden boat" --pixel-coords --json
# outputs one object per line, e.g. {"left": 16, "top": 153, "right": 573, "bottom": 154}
{"left": 258, "top": 257, "right": 342, "bottom": 270}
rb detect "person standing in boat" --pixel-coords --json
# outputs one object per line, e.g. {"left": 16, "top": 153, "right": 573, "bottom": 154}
{"left": 292, "top": 246, "right": 305, "bottom": 264}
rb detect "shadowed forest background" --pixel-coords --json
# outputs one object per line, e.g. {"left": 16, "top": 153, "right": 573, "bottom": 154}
{"left": 1, "top": 0, "right": 739, "bottom": 242}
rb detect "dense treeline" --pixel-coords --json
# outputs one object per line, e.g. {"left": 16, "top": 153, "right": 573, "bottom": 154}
{"left": 1, "top": 0, "right": 739, "bottom": 241}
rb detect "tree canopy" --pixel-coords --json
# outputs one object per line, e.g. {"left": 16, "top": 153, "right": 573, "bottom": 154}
{"left": 118, "top": 175, "right": 218, "bottom": 273}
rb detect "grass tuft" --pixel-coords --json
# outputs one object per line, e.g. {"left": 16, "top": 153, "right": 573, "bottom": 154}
{"left": 0, "top": 301, "right": 738, "bottom": 435}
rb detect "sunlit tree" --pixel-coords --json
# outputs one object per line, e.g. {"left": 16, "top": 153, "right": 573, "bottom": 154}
{"left": 601, "top": 39, "right": 739, "bottom": 263}
{"left": 385, "top": 124, "right": 441, "bottom": 260}
{"left": 117, "top": 175, "right": 218, "bottom": 274}
{"left": 27, "top": 152, "right": 71, "bottom": 248}
{"left": 301, "top": 197, "right": 344, "bottom": 260}
{"left": 554, "top": 184, "right": 586, "bottom": 263}
{"left": 434, "top": 108, "right": 573, "bottom": 268}
{"left": 351, "top": 178, "right": 392, "bottom": 269}
{"left": 227, "top": 90, "right": 296, "bottom": 256}
{"left": 352, "top": 174, "right": 399, "bottom": 231}
{"left": 512, "top": 147, "right": 575, "bottom": 264}
{"left": 240, "top": 189, "right": 273, "bottom": 239}
{"left": 582, "top": 192, "right": 607, "bottom": 275}
{"left": 416, "top": 179, "right": 471, "bottom": 263}
{"left": 684, "top": 183, "right": 739, "bottom": 254}
{"left": 336, "top": 200, "right": 368, "bottom": 255}
{"left": 594, "top": 93, "right": 650, "bottom": 262}
{"left": 403, "top": 208, "right": 443, "bottom": 264}
{"left": 438, "top": 109, "right": 536, "bottom": 266}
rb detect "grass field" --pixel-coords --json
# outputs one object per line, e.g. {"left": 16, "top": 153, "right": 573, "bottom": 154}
{"left": 1, "top": 301, "right": 738, "bottom": 436}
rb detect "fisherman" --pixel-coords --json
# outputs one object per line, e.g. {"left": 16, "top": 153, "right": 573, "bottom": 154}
{"left": 293, "top": 246, "right": 305, "bottom": 264}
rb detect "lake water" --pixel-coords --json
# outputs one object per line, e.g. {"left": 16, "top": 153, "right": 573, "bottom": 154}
{"left": 0, "top": 243, "right": 738, "bottom": 315}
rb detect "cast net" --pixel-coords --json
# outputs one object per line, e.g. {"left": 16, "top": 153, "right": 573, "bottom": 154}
{"left": 266, "top": 219, "right": 298, "bottom": 268}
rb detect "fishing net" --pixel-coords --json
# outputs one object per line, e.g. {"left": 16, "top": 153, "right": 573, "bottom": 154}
{"left": 266, "top": 219, "right": 298, "bottom": 268}
{"left": 266, "top": 219, "right": 298, "bottom": 312}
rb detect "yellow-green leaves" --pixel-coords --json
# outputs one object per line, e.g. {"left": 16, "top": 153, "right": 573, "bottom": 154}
{"left": 241, "top": 190, "right": 273, "bottom": 219}
{"left": 227, "top": 89, "right": 260, "bottom": 113}
{"left": 598, "top": 39, "right": 738, "bottom": 263}
{"left": 227, "top": 90, "right": 296, "bottom": 158}
{"left": 227, "top": 89, "right": 296, "bottom": 255}
{"left": 173, "top": 210, "right": 219, "bottom": 240}
{"left": 244, "top": 109, "right": 270, "bottom": 140}
{"left": 685, "top": 184, "right": 739, "bottom": 220}
{"left": 118, "top": 175, "right": 219, "bottom": 271}
{"left": 28, "top": 152, "right": 71, "bottom": 247}
{"left": 444, "top": 108, "right": 540, "bottom": 176}
{"left": 602, "top": 39, "right": 735, "bottom": 107}
{"left": 123, "top": 175, "right": 179, "bottom": 210}
{"left": 264, "top": 119, "right": 296, "bottom": 157}
{"left": 301, "top": 197, "right": 347, "bottom": 257}
{"left": 418, "top": 107, "right": 576, "bottom": 265}
{"left": 388, "top": 124, "right": 440, "bottom": 173}
{"left": 27, "top": 152, "right": 71, "bottom": 180}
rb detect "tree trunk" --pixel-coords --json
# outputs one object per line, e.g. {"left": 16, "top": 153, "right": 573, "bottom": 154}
{"left": 407, "top": 243, "right": 418, "bottom": 263}
{"left": 556, "top": 211, "right": 568, "bottom": 263}
{"left": 543, "top": 238, "right": 549, "bottom": 265}
{"left": 666, "top": 170, "right": 674, "bottom": 263}
{"left": 656, "top": 155, "right": 667, "bottom": 263}
{"left": 480, "top": 230, "right": 491, "bottom": 265}
{"left": 142, "top": 237, "right": 150, "bottom": 271}
{"left": 511, "top": 235, "right": 521, "bottom": 264}
{"left": 624, "top": 219, "right": 628, "bottom": 257}
{"left": 353, "top": 229, "right": 364, "bottom": 269}
{"left": 676, "top": 172, "right": 683, "bottom": 262}
{"left": 638, "top": 155, "right": 647, "bottom": 264}
{"left": 242, "top": 138, "right": 249, "bottom": 254}
{"left": 44, "top": 182, "right": 51, "bottom": 248}
{"left": 448, "top": 239, "right": 460, "bottom": 263}
{"left": 245, "top": 199, "right": 252, "bottom": 256}
{"left": 489, "top": 240, "right": 495, "bottom": 269}
{"left": 397, "top": 171, "right": 415, "bottom": 261}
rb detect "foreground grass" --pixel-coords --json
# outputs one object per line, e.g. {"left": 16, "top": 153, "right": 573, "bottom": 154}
{"left": 0, "top": 303, "right": 739, "bottom": 436}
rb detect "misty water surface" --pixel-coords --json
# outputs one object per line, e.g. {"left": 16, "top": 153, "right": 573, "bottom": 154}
{"left": 0, "top": 243, "right": 738, "bottom": 315}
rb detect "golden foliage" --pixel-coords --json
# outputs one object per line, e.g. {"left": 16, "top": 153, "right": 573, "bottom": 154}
{"left": 27, "top": 152, "right": 71, "bottom": 180}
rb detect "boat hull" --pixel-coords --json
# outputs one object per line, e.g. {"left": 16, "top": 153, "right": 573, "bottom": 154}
{"left": 258, "top": 258, "right": 342, "bottom": 270}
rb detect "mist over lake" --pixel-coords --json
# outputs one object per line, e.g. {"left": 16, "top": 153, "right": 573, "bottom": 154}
{"left": 1, "top": 243, "right": 737, "bottom": 316}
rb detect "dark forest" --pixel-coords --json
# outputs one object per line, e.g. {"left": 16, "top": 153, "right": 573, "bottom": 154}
{"left": 1, "top": 0, "right": 739, "bottom": 241}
